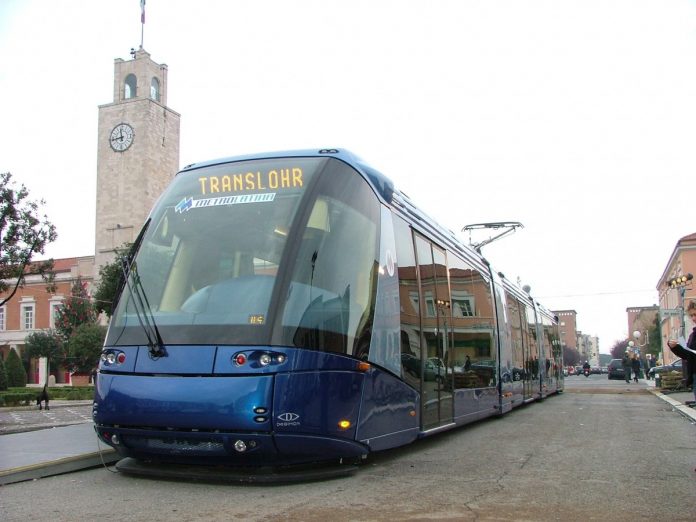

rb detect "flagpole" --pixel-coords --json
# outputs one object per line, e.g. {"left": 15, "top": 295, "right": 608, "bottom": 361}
{"left": 140, "top": 0, "right": 145, "bottom": 49}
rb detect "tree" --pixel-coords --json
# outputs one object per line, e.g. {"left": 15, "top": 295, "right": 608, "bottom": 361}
{"left": 93, "top": 243, "right": 131, "bottom": 317}
{"left": 647, "top": 315, "right": 661, "bottom": 359}
{"left": 66, "top": 323, "right": 107, "bottom": 373}
{"left": 562, "top": 346, "right": 580, "bottom": 367}
{"left": 54, "top": 277, "right": 97, "bottom": 341}
{"left": 0, "top": 172, "right": 58, "bottom": 307}
{"left": 0, "top": 352, "right": 8, "bottom": 391}
{"left": 24, "top": 329, "right": 65, "bottom": 381}
{"left": 5, "top": 348, "right": 27, "bottom": 387}
{"left": 610, "top": 339, "right": 630, "bottom": 359}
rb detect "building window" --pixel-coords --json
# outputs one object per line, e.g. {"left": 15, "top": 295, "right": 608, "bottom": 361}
{"left": 50, "top": 300, "right": 63, "bottom": 329}
{"left": 451, "top": 290, "right": 474, "bottom": 317}
{"left": 0, "top": 306, "right": 5, "bottom": 330}
{"left": 124, "top": 74, "right": 137, "bottom": 99}
{"left": 21, "top": 303, "right": 35, "bottom": 330}
{"left": 424, "top": 291, "right": 436, "bottom": 318}
{"left": 150, "top": 77, "right": 160, "bottom": 101}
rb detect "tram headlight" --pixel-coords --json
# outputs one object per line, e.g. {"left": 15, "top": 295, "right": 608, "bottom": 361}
{"left": 234, "top": 440, "right": 247, "bottom": 452}
{"left": 259, "top": 353, "right": 272, "bottom": 366}
{"left": 106, "top": 353, "right": 116, "bottom": 364}
{"left": 338, "top": 420, "right": 351, "bottom": 430}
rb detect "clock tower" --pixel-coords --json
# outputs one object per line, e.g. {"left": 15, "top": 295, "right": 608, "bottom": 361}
{"left": 95, "top": 48, "right": 180, "bottom": 270}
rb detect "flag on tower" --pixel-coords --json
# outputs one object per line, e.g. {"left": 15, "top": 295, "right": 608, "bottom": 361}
{"left": 141, "top": 0, "right": 146, "bottom": 24}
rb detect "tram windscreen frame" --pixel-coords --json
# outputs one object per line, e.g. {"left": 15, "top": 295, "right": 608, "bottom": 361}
{"left": 107, "top": 156, "right": 380, "bottom": 357}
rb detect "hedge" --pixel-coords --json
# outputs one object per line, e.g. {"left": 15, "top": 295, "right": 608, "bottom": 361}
{"left": 0, "top": 386, "right": 94, "bottom": 406}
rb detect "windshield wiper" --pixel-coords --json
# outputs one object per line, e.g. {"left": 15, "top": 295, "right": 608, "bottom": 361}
{"left": 119, "top": 219, "right": 167, "bottom": 358}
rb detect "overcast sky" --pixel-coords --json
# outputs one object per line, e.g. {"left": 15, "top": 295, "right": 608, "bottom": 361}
{"left": 1, "top": 0, "right": 695, "bottom": 351}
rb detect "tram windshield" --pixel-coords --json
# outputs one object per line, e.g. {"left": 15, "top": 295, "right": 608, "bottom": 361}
{"left": 107, "top": 156, "right": 380, "bottom": 355}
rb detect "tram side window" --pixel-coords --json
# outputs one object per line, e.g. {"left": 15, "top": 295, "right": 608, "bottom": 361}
{"left": 517, "top": 301, "right": 533, "bottom": 382}
{"left": 393, "top": 217, "right": 420, "bottom": 389}
{"left": 448, "top": 255, "right": 496, "bottom": 389}
{"left": 542, "top": 315, "right": 559, "bottom": 379}
{"left": 506, "top": 293, "right": 524, "bottom": 382}
{"left": 525, "top": 307, "right": 539, "bottom": 380}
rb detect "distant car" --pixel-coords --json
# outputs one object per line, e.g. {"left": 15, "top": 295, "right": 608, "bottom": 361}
{"left": 649, "top": 359, "right": 682, "bottom": 380}
{"left": 607, "top": 359, "right": 626, "bottom": 380}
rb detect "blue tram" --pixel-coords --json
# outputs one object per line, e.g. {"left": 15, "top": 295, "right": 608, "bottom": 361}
{"left": 93, "top": 149, "right": 563, "bottom": 468}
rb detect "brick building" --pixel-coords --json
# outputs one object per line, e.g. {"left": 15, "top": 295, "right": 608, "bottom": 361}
{"left": 0, "top": 257, "right": 95, "bottom": 384}
{"left": 554, "top": 309, "right": 578, "bottom": 351}
{"left": 656, "top": 232, "right": 696, "bottom": 364}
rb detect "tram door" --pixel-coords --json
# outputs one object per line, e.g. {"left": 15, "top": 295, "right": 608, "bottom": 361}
{"left": 415, "top": 235, "right": 454, "bottom": 430}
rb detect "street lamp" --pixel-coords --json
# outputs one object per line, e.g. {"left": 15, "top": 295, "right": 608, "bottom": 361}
{"left": 632, "top": 330, "right": 648, "bottom": 347}
{"left": 666, "top": 272, "right": 693, "bottom": 341}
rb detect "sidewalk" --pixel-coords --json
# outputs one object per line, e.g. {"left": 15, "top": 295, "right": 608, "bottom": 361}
{"left": 646, "top": 379, "right": 696, "bottom": 422}
{"left": 0, "top": 401, "right": 118, "bottom": 486}
{"left": 1, "top": 382, "right": 694, "bottom": 486}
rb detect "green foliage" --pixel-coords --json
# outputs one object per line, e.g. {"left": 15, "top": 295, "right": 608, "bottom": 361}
{"left": 0, "top": 391, "right": 33, "bottom": 406}
{"left": 54, "top": 276, "right": 97, "bottom": 341}
{"left": 24, "top": 329, "right": 65, "bottom": 365}
{"left": 67, "top": 323, "right": 106, "bottom": 373}
{"left": 0, "top": 386, "right": 94, "bottom": 404}
{"left": 93, "top": 243, "right": 131, "bottom": 317}
{"left": 0, "top": 171, "right": 58, "bottom": 307}
{"left": 647, "top": 315, "right": 661, "bottom": 358}
{"left": 5, "top": 349, "right": 27, "bottom": 387}
{"left": 0, "top": 352, "right": 8, "bottom": 391}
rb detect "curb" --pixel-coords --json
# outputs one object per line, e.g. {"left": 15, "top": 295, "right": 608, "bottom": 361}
{"left": 648, "top": 388, "right": 696, "bottom": 422}
{"left": 0, "top": 448, "right": 119, "bottom": 486}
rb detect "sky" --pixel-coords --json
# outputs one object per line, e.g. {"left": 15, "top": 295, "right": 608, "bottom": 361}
{"left": 1, "top": 0, "right": 695, "bottom": 352}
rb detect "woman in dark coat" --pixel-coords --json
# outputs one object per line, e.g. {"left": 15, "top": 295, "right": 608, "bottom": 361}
{"left": 631, "top": 354, "right": 641, "bottom": 382}
{"left": 667, "top": 300, "right": 696, "bottom": 405}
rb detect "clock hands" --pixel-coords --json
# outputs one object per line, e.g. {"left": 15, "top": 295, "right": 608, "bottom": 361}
{"left": 110, "top": 124, "right": 133, "bottom": 151}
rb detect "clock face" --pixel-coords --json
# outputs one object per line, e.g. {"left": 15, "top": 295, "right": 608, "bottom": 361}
{"left": 109, "top": 123, "right": 134, "bottom": 152}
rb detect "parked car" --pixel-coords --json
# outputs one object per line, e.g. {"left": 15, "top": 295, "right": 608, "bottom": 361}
{"left": 648, "top": 359, "right": 682, "bottom": 380}
{"left": 607, "top": 359, "right": 626, "bottom": 380}
{"left": 401, "top": 354, "right": 442, "bottom": 382}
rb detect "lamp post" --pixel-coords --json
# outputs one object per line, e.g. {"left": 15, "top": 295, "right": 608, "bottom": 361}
{"left": 629, "top": 330, "right": 649, "bottom": 379}
{"left": 666, "top": 273, "right": 693, "bottom": 343}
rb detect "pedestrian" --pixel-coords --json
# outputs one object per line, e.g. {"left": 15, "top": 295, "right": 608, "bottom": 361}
{"left": 646, "top": 354, "right": 655, "bottom": 380}
{"left": 667, "top": 300, "right": 696, "bottom": 406}
{"left": 631, "top": 353, "right": 641, "bottom": 382}
{"left": 622, "top": 351, "right": 632, "bottom": 383}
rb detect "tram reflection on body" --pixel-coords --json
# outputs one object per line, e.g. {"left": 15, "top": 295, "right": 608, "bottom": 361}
{"left": 93, "top": 149, "right": 563, "bottom": 469}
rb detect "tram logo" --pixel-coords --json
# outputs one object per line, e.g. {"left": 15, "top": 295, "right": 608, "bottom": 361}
{"left": 277, "top": 412, "right": 300, "bottom": 426}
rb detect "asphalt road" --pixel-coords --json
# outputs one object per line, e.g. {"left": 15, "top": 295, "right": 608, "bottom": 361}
{"left": 1, "top": 377, "right": 695, "bottom": 521}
